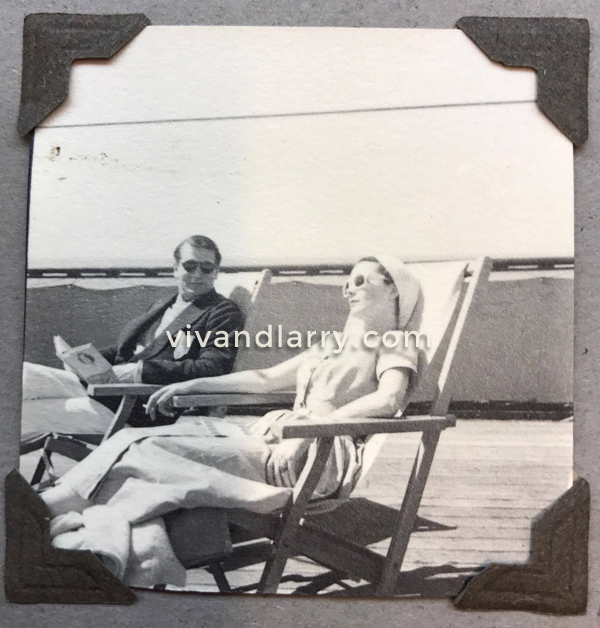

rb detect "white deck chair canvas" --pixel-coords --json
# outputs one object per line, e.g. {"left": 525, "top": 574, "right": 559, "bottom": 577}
{"left": 354, "top": 259, "right": 476, "bottom": 486}
{"left": 167, "top": 258, "right": 492, "bottom": 595}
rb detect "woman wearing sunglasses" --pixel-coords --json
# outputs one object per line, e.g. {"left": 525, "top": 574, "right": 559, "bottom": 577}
{"left": 42, "top": 256, "right": 423, "bottom": 586}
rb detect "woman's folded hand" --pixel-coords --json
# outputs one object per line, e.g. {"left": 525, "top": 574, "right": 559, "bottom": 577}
{"left": 266, "top": 438, "right": 312, "bottom": 488}
{"left": 261, "top": 409, "right": 316, "bottom": 444}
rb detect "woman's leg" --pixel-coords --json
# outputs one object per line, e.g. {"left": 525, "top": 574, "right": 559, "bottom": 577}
{"left": 45, "top": 418, "right": 272, "bottom": 509}
{"left": 92, "top": 435, "right": 289, "bottom": 524}
{"left": 43, "top": 485, "right": 92, "bottom": 518}
{"left": 45, "top": 432, "right": 288, "bottom": 524}
{"left": 40, "top": 426, "right": 150, "bottom": 515}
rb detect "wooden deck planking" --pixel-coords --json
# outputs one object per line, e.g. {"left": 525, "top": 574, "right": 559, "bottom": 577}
{"left": 184, "top": 419, "right": 572, "bottom": 594}
{"left": 19, "top": 419, "right": 572, "bottom": 595}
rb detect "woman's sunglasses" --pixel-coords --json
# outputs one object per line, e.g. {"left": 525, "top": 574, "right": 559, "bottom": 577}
{"left": 342, "top": 273, "right": 390, "bottom": 297}
{"left": 181, "top": 260, "right": 217, "bottom": 274}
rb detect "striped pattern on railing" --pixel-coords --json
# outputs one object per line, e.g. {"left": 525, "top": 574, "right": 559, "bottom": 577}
{"left": 27, "top": 257, "right": 573, "bottom": 279}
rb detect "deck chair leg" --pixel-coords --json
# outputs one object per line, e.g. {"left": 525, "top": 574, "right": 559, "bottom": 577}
{"left": 30, "top": 395, "right": 138, "bottom": 488}
{"left": 30, "top": 443, "right": 52, "bottom": 487}
{"left": 102, "top": 394, "right": 137, "bottom": 442}
{"left": 208, "top": 563, "right": 233, "bottom": 593}
{"left": 257, "top": 437, "right": 335, "bottom": 594}
{"left": 375, "top": 428, "right": 441, "bottom": 596}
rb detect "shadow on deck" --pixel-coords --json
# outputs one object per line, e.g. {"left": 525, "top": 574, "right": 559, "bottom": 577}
{"left": 184, "top": 419, "right": 573, "bottom": 595}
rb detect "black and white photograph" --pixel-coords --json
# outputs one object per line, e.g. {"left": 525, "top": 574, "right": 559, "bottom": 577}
{"left": 19, "top": 26, "right": 574, "bottom": 597}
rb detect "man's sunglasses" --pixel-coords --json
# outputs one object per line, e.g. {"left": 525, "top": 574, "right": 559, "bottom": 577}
{"left": 181, "top": 260, "right": 218, "bottom": 274}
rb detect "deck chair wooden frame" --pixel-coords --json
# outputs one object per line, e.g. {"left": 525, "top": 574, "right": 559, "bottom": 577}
{"left": 29, "top": 270, "right": 273, "bottom": 489}
{"left": 168, "top": 257, "right": 492, "bottom": 595}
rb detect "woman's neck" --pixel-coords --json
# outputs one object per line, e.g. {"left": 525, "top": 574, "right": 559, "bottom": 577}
{"left": 343, "top": 311, "right": 397, "bottom": 339}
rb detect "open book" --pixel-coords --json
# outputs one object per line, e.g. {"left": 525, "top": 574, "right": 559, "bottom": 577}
{"left": 54, "top": 336, "right": 118, "bottom": 384}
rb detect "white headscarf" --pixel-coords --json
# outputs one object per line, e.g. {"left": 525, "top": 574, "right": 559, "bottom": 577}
{"left": 374, "top": 255, "right": 423, "bottom": 331}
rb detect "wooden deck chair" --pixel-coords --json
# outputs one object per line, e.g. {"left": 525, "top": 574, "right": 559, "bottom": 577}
{"left": 28, "top": 270, "right": 273, "bottom": 488}
{"left": 166, "top": 257, "right": 492, "bottom": 595}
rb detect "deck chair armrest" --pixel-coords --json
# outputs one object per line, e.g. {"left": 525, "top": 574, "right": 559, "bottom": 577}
{"left": 87, "top": 383, "right": 163, "bottom": 397}
{"left": 274, "top": 415, "right": 456, "bottom": 439}
{"left": 173, "top": 392, "right": 296, "bottom": 408}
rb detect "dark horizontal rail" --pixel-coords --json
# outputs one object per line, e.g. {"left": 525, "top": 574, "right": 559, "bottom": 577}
{"left": 27, "top": 257, "right": 573, "bottom": 279}
{"left": 407, "top": 400, "right": 573, "bottom": 420}
{"left": 491, "top": 257, "right": 574, "bottom": 272}
{"left": 225, "top": 400, "right": 573, "bottom": 420}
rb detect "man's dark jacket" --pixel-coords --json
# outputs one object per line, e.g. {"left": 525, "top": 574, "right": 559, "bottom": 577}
{"left": 98, "top": 288, "right": 243, "bottom": 426}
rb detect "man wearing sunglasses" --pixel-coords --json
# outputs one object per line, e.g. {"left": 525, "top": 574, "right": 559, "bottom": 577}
{"left": 93, "top": 235, "right": 243, "bottom": 425}
{"left": 21, "top": 236, "right": 244, "bottom": 442}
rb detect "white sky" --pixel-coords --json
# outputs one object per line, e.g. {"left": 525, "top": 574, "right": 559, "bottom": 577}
{"left": 28, "top": 26, "right": 573, "bottom": 268}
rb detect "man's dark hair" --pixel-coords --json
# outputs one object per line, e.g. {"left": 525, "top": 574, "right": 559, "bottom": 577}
{"left": 173, "top": 235, "right": 222, "bottom": 267}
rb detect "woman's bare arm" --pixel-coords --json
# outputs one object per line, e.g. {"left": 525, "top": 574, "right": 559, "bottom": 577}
{"left": 264, "top": 368, "right": 412, "bottom": 488}
{"left": 145, "top": 350, "right": 306, "bottom": 419}
{"left": 324, "top": 368, "right": 411, "bottom": 422}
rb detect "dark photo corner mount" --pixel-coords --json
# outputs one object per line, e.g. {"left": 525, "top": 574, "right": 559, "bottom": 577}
{"left": 457, "top": 16, "right": 589, "bottom": 147}
{"left": 9, "top": 11, "right": 152, "bottom": 605}
{"left": 8, "top": 13, "right": 589, "bottom": 614}
{"left": 17, "top": 12, "right": 150, "bottom": 136}
{"left": 453, "top": 16, "right": 589, "bottom": 615}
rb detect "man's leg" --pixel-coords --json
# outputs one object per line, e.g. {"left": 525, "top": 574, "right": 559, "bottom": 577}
{"left": 22, "top": 361, "right": 88, "bottom": 400}
{"left": 21, "top": 362, "right": 115, "bottom": 450}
